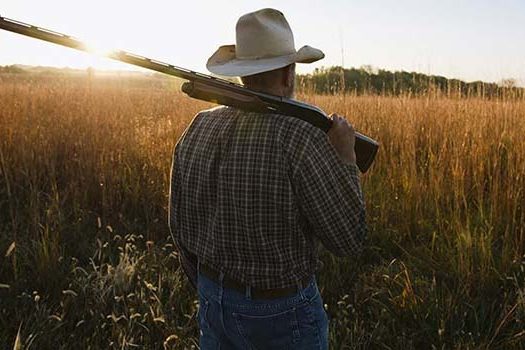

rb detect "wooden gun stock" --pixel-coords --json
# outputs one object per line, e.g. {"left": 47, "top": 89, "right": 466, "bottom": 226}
{"left": 182, "top": 81, "right": 379, "bottom": 172}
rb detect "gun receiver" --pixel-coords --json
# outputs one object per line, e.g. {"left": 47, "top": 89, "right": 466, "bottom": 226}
{"left": 0, "top": 16, "right": 379, "bottom": 172}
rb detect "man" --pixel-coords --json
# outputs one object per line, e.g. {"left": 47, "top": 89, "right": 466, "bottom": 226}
{"left": 169, "top": 8, "right": 367, "bottom": 349}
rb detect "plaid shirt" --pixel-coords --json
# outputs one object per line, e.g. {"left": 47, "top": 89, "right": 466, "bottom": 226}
{"left": 169, "top": 106, "right": 367, "bottom": 289}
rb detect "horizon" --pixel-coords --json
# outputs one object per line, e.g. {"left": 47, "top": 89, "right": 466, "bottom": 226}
{"left": 2, "top": 63, "right": 522, "bottom": 88}
{"left": 1, "top": 0, "right": 524, "bottom": 86}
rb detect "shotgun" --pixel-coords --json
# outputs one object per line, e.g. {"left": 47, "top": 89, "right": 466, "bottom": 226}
{"left": 0, "top": 16, "right": 379, "bottom": 173}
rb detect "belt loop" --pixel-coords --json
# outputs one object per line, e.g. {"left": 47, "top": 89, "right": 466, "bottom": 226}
{"left": 245, "top": 285, "right": 252, "bottom": 300}
{"left": 218, "top": 271, "right": 225, "bottom": 304}
{"left": 297, "top": 280, "right": 306, "bottom": 300}
{"left": 218, "top": 271, "right": 225, "bottom": 287}
{"left": 219, "top": 271, "right": 224, "bottom": 305}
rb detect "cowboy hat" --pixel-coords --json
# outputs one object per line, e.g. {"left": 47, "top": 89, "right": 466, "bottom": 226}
{"left": 206, "top": 8, "right": 324, "bottom": 77}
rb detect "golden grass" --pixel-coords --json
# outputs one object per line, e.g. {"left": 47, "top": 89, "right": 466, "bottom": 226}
{"left": 0, "top": 73, "right": 524, "bottom": 348}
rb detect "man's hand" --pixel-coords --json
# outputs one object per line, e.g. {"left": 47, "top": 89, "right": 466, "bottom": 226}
{"left": 327, "top": 114, "right": 357, "bottom": 165}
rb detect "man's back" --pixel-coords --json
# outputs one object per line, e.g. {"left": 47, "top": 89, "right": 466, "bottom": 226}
{"left": 169, "top": 8, "right": 369, "bottom": 348}
{"left": 170, "top": 106, "right": 367, "bottom": 290}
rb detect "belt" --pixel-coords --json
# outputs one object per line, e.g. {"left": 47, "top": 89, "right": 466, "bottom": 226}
{"left": 198, "top": 263, "right": 313, "bottom": 300}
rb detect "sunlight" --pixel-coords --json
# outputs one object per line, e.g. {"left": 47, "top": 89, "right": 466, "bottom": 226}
{"left": 79, "top": 41, "right": 130, "bottom": 71}
{"left": 83, "top": 40, "right": 114, "bottom": 58}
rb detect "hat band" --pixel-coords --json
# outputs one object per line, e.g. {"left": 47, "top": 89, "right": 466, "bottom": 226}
{"left": 236, "top": 49, "right": 297, "bottom": 61}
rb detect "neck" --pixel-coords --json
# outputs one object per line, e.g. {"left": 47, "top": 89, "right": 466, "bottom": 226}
{"left": 245, "top": 84, "right": 293, "bottom": 98}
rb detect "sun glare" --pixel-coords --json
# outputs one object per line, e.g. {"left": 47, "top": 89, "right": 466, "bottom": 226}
{"left": 58, "top": 41, "right": 135, "bottom": 72}
{"left": 84, "top": 40, "right": 115, "bottom": 58}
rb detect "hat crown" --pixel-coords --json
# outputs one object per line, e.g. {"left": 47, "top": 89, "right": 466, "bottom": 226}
{"left": 206, "top": 8, "right": 324, "bottom": 77}
{"left": 235, "top": 8, "right": 296, "bottom": 60}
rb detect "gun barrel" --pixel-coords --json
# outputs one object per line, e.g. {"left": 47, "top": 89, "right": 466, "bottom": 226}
{"left": 0, "top": 17, "right": 212, "bottom": 82}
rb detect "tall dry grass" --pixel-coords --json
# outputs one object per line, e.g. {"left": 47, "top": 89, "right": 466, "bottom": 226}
{"left": 0, "top": 72, "right": 524, "bottom": 349}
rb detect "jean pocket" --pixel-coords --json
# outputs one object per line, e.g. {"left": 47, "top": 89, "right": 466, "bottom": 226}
{"left": 296, "top": 294, "right": 328, "bottom": 349}
{"left": 233, "top": 307, "right": 301, "bottom": 348}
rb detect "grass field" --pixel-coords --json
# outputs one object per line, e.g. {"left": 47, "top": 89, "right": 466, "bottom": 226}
{"left": 1, "top": 72, "right": 524, "bottom": 349}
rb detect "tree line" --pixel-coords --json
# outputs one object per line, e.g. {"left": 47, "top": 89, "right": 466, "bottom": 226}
{"left": 297, "top": 66, "right": 524, "bottom": 99}
{"left": 2, "top": 64, "right": 523, "bottom": 99}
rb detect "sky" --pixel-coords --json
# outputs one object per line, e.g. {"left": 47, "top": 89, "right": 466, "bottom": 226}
{"left": 1, "top": 0, "right": 524, "bottom": 85}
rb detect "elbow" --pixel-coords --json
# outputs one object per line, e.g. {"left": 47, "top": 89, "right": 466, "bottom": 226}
{"left": 331, "top": 222, "right": 368, "bottom": 258}
{"left": 352, "top": 237, "right": 366, "bottom": 257}
{"left": 351, "top": 209, "right": 368, "bottom": 256}
{"left": 340, "top": 202, "right": 368, "bottom": 257}
{"left": 342, "top": 237, "right": 367, "bottom": 257}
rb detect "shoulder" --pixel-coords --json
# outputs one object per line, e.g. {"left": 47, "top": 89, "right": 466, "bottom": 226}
{"left": 193, "top": 106, "right": 327, "bottom": 146}
{"left": 261, "top": 111, "right": 329, "bottom": 172}
{"left": 195, "top": 105, "right": 235, "bottom": 119}
{"left": 199, "top": 106, "right": 324, "bottom": 134}
{"left": 267, "top": 112, "right": 327, "bottom": 151}
{"left": 180, "top": 106, "right": 234, "bottom": 136}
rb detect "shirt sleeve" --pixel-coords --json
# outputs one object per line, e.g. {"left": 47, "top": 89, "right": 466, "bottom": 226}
{"left": 168, "top": 139, "right": 198, "bottom": 290}
{"left": 294, "top": 132, "right": 368, "bottom": 257}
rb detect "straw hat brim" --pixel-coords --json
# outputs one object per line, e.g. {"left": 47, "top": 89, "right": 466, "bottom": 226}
{"left": 206, "top": 45, "right": 324, "bottom": 77}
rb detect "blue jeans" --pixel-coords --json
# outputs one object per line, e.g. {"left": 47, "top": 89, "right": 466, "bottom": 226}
{"left": 197, "top": 268, "right": 329, "bottom": 349}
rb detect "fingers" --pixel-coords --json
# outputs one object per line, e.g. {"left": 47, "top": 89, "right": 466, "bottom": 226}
{"left": 327, "top": 113, "right": 357, "bottom": 164}
{"left": 330, "top": 113, "right": 343, "bottom": 122}
{"left": 329, "top": 114, "right": 354, "bottom": 130}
